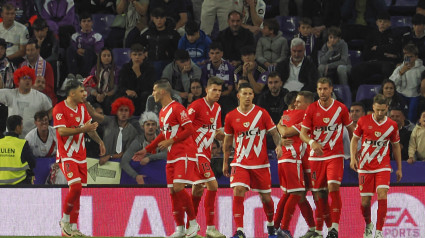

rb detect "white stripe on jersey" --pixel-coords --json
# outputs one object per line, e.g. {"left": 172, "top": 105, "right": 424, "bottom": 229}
{"left": 194, "top": 107, "right": 220, "bottom": 153}
{"left": 359, "top": 125, "right": 394, "bottom": 169}
{"left": 236, "top": 110, "right": 264, "bottom": 163}
{"left": 312, "top": 106, "right": 342, "bottom": 152}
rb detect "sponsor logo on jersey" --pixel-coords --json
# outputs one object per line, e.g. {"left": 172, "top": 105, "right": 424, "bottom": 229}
{"left": 56, "top": 113, "right": 63, "bottom": 120}
{"left": 281, "top": 114, "right": 290, "bottom": 122}
{"left": 314, "top": 124, "right": 339, "bottom": 132}
{"left": 180, "top": 111, "right": 189, "bottom": 121}
{"left": 188, "top": 108, "right": 195, "bottom": 115}
{"left": 375, "top": 131, "right": 382, "bottom": 137}
{"left": 364, "top": 139, "right": 388, "bottom": 147}
{"left": 70, "top": 113, "right": 73, "bottom": 117}
{"left": 238, "top": 128, "right": 261, "bottom": 137}
{"left": 202, "top": 124, "right": 216, "bottom": 130}
{"left": 243, "top": 122, "right": 250, "bottom": 128}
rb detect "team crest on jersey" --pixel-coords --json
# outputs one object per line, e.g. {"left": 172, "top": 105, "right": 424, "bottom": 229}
{"left": 210, "top": 118, "right": 214, "bottom": 123}
{"left": 323, "top": 118, "right": 330, "bottom": 123}
{"left": 75, "top": 117, "right": 80, "bottom": 122}
{"left": 161, "top": 117, "right": 164, "bottom": 122}
{"left": 230, "top": 176, "right": 233, "bottom": 182}
{"left": 281, "top": 115, "right": 290, "bottom": 122}
{"left": 359, "top": 185, "right": 363, "bottom": 191}
{"left": 56, "top": 113, "right": 63, "bottom": 120}
{"left": 204, "top": 172, "right": 211, "bottom": 178}
{"left": 180, "top": 111, "right": 188, "bottom": 121}
{"left": 67, "top": 172, "right": 73, "bottom": 178}
{"left": 243, "top": 122, "right": 250, "bottom": 127}
{"left": 375, "top": 131, "right": 382, "bottom": 137}
{"left": 188, "top": 108, "right": 195, "bottom": 115}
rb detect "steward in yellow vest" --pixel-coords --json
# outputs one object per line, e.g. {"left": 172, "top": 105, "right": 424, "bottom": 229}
{"left": 0, "top": 115, "right": 36, "bottom": 185}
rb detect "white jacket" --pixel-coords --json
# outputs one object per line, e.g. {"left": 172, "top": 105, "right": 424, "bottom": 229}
{"left": 389, "top": 59, "right": 425, "bottom": 97}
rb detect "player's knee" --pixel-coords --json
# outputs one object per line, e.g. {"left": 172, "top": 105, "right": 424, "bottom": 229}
{"left": 206, "top": 180, "right": 218, "bottom": 191}
{"left": 259, "top": 193, "right": 272, "bottom": 203}
{"left": 361, "top": 197, "right": 371, "bottom": 207}
{"left": 328, "top": 183, "right": 340, "bottom": 192}
{"left": 233, "top": 186, "right": 247, "bottom": 196}
{"left": 377, "top": 189, "right": 388, "bottom": 200}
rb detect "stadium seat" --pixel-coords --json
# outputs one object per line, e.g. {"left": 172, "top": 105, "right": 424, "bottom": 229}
{"left": 92, "top": 14, "right": 116, "bottom": 38}
{"left": 390, "top": 16, "right": 412, "bottom": 27}
{"left": 356, "top": 84, "right": 381, "bottom": 101}
{"left": 112, "top": 48, "right": 131, "bottom": 68}
{"left": 333, "top": 84, "right": 352, "bottom": 108}
{"left": 394, "top": 0, "right": 417, "bottom": 6}
{"left": 276, "top": 16, "right": 299, "bottom": 40}
{"left": 348, "top": 50, "right": 362, "bottom": 67}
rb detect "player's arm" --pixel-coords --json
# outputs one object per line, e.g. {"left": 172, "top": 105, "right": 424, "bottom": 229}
{"left": 300, "top": 127, "right": 323, "bottom": 156}
{"left": 222, "top": 134, "right": 233, "bottom": 177}
{"left": 247, "top": 72, "right": 264, "bottom": 94}
{"left": 57, "top": 120, "right": 98, "bottom": 137}
{"left": 346, "top": 123, "right": 355, "bottom": 140}
{"left": 350, "top": 135, "right": 360, "bottom": 171}
{"left": 392, "top": 142, "right": 403, "bottom": 182}
{"left": 85, "top": 101, "right": 105, "bottom": 123}
{"left": 277, "top": 122, "right": 299, "bottom": 138}
{"left": 158, "top": 122, "right": 194, "bottom": 150}
{"left": 268, "top": 127, "right": 282, "bottom": 158}
{"left": 87, "top": 130, "right": 106, "bottom": 156}
{"left": 133, "top": 133, "right": 166, "bottom": 161}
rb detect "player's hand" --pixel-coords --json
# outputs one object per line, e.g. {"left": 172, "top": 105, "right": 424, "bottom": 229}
{"left": 132, "top": 149, "right": 147, "bottom": 161}
{"left": 281, "top": 138, "right": 293, "bottom": 146}
{"left": 99, "top": 155, "right": 110, "bottom": 165}
{"left": 275, "top": 146, "right": 282, "bottom": 158}
{"left": 140, "top": 157, "right": 150, "bottom": 165}
{"left": 158, "top": 139, "right": 174, "bottom": 150}
{"left": 222, "top": 162, "right": 230, "bottom": 177}
{"left": 215, "top": 130, "right": 225, "bottom": 141}
{"left": 99, "top": 141, "right": 106, "bottom": 156}
{"left": 350, "top": 158, "right": 358, "bottom": 172}
{"left": 82, "top": 121, "right": 98, "bottom": 133}
{"left": 311, "top": 141, "right": 323, "bottom": 156}
{"left": 407, "top": 157, "right": 415, "bottom": 164}
{"left": 136, "top": 174, "right": 147, "bottom": 184}
{"left": 396, "top": 169, "right": 402, "bottom": 182}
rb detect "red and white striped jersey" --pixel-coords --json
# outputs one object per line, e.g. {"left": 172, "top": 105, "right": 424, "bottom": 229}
{"left": 280, "top": 109, "right": 306, "bottom": 163}
{"left": 224, "top": 105, "right": 275, "bottom": 169}
{"left": 160, "top": 100, "right": 197, "bottom": 162}
{"left": 53, "top": 101, "right": 91, "bottom": 162}
{"left": 302, "top": 99, "right": 352, "bottom": 160}
{"left": 188, "top": 97, "right": 222, "bottom": 159}
{"left": 354, "top": 114, "right": 400, "bottom": 173}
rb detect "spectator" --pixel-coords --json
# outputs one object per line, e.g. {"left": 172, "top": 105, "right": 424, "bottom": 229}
{"left": 318, "top": 26, "right": 351, "bottom": 85}
{"left": 31, "top": 18, "right": 59, "bottom": 69}
{"left": 187, "top": 79, "right": 205, "bottom": 105}
{"left": 178, "top": 21, "right": 212, "bottom": 66}
{"left": 145, "top": 87, "right": 183, "bottom": 115}
{"left": 234, "top": 0, "right": 266, "bottom": 35}
{"left": 161, "top": 49, "right": 202, "bottom": 105}
{"left": 138, "top": 7, "right": 181, "bottom": 79}
{"left": 85, "top": 103, "right": 105, "bottom": 158}
{"left": 292, "top": 17, "right": 322, "bottom": 65}
{"left": 390, "top": 108, "right": 415, "bottom": 160}
{"left": 118, "top": 43, "right": 155, "bottom": 115}
{"left": 6, "top": 0, "right": 37, "bottom": 26}
{"left": 20, "top": 39, "right": 57, "bottom": 105}
{"left": 234, "top": 45, "right": 268, "bottom": 95}
{"left": 275, "top": 37, "right": 319, "bottom": 93}
{"left": 211, "top": 139, "right": 222, "bottom": 158}
{"left": 200, "top": 0, "right": 234, "bottom": 36}
{"left": 402, "top": 14, "right": 425, "bottom": 62}
{"left": 112, "top": 0, "right": 149, "bottom": 48}
{"left": 0, "top": 37, "right": 15, "bottom": 89}
{"left": 74, "top": 0, "right": 117, "bottom": 15}
{"left": 349, "top": 101, "right": 366, "bottom": 126}
{"left": 303, "top": 0, "right": 341, "bottom": 28}
{"left": 88, "top": 48, "right": 119, "bottom": 115}
{"left": 378, "top": 79, "right": 408, "bottom": 113}
{"left": 149, "top": 0, "right": 188, "bottom": 35}
{"left": 216, "top": 10, "right": 255, "bottom": 67}
{"left": 408, "top": 110, "right": 425, "bottom": 163}
{"left": 67, "top": 12, "right": 104, "bottom": 77}
{"left": 280, "top": 0, "right": 302, "bottom": 17}
{"left": 351, "top": 12, "right": 401, "bottom": 89}
{"left": 256, "top": 71, "right": 289, "bottom": 124}
{"left": 418, "top": 73, "right": 425, "bottom": 120}
{"left": 389, "top": 44, "right": 425, "bottom": 122}
{"left": 39, "top": 0, "right": 78, "bottom": 35}
{"left": 341, "top": 0, "right": 388, "bottom": 27}
{"left": 284, "top": 90, "right": 299, "bottom": 109}
{"left": 256, "top": 18, "right": 288, "bottom": 71}
{"left": 86, "top": 97, "right": 138, "bottom": 165}
{"left": 121, "top": 111, "right": 167, "bottom": 184}
{"left": 25, "top": 111, "right": 57, "bottom": 158}
{"left": 0, "top": 115, "right": 36, "bottom": 185}
{"left": 0, "top": 66, "right": 52, "bottom": 138}
{"left": 0, "top": 3, "right": 29, "bottom": 65}
{"left": 32, "top": 76, "right": 46, "bottom": 92}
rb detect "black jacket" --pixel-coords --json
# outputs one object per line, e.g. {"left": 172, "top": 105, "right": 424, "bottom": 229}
{"left": 118, "top": 61, "right": 156, "bottom": 97}
{"left": 216, "top": 27, "right": 255, "bottom": 62}
{"left": 363, "top": 28, "right": 401, "bottom": 63}
{"left": 275, "top": 57, "right": 319, "bottom": 92}
{"left": 140, "top": 21, "right": 181, "bottom": 61}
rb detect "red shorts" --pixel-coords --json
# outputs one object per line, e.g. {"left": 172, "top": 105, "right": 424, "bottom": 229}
{"left": 193, "top": 155, "right": 216, "bottom": 184}
{"left": 310, "top": 157, "right": 344, "bottom": 191}
{"left": 301, "top": 150, "right": 311, "bottom": 172}
{"left": 230, "top": 166, "right": 271, "bottom": 193}
{"left": 358, "top": 171, "right": 390, "bottom": 196}
{"left": 278, "top": 162, "right": 305, "bottom": 193}
{"left": 59, "top": 160, "right": 87, "bottom": 186}
{"left": 166, "top": 159, "right": 196, "bottom": 187}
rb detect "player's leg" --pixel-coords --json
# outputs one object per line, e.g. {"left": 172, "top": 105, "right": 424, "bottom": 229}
{"left": 326, "top": 158, "right": 344, "bottom": 237}
{"left": 230, "top": 166, "right": 249, "bottom": 238}
{"left": 167, "top": 163, "right": 186, "bottom": 238}
{"left": 204, "top": 179, "right": 225, "bottom": 238}
{"left": 298, "top": 191, "right": 316, "bottom": 238}
{"left": 375, "top": 172, "right": 390, "bottom": 238}
{"left": 310, "top": 160, "right": 328, "bottom": 237}
{"left": 274, "top": 163, "right": 289, "bottom": 229}
{"left": 69, "top": 163, "right": 88, "bottom": 236}
{"left": 359, "top": 173, "right": 374, "bottom": 238}
{"left": 252, "top": 168, "right": 275, "bottom": 238}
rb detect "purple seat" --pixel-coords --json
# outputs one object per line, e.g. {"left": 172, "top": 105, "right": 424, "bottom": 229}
{"left": 356, "top": 84, "right": 381, "bottom": 101}
{"left": 390, "top": 16, "right": 412, "bottom": 27}
{"left": 348, "top": 50, "right": 362, "bottom": 67}
{"left": 112, "top": 48, "right": 131, "bottom": 68}
{"left": 333, "top": 84, "right": 352, "bottom": 108}
{"left": 92, "top": 14, "right": 116, "bottom": 38}
{"left": 275, "top": 16, "right": 299, "bottom": 40}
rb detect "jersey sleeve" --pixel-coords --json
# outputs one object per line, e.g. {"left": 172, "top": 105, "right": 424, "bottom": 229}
{"left": 291, "top": 110, "right": 305, "bottom": 132}
{"left": 53, "top": 104, "right": 66, "bottom": 128}
{"left": 187, "top": 103, "right": 197, "bottom": 121}
{"left": 302, "top": 104, "right": 314, "bottom": 130}
{"left": 263, "top": 109, "right": 276, "bottom": 131}
{"left": 176, "top": 104, "right": 192, "bottom": 126}
{"left": 341, "top": 104, "right": 353, "bottom": 127}
{"left": 390, "top": 121, "right": 400, "bottom": 143}
{"left": 224, "top": 113, "right": 233, "bottom": 135}
{"left": 353, "top": 117, "right": 364, "bottom": 138}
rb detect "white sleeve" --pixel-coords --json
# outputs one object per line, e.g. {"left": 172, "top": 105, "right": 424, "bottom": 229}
{"left": 0, "top": 89, "right": 12, "bottom": 106}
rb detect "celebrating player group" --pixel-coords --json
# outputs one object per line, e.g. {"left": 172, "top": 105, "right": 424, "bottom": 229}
{"left": 54, "top": 76, "right": 402, "bottom": 238}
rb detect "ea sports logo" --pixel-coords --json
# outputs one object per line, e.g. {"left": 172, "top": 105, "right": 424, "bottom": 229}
{"left": 371, "top": 193, "right": 425, "bottom": 237}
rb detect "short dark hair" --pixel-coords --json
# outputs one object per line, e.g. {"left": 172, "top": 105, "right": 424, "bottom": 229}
{"left": 79, "top": 12, "right": 92, "bottom": 22}
{"left": 284, "top": 91, "right": 298, "bottom": 107}
{"left": 65, "top": 79, "right": 83, "bottom": 96}
{"left": 299, "top": 17, "right": 312, "bottom": 26}
{"left": 327, "top": 26, "right": 342, "bottom": 38}
{"left": 267, "top": 71, "right": 282, "bottom": 81}
{"left": 298, "top": 91, "right": 314, "bottom": 103}
{"left": 351, "top": 101, "right": 366, "bottom": 113}
{"left": 412, "top": 14, "right": 425, "bottom": 25}
{"left": 380, "top": 79, "right": 396, "bottom": 94}
{"left": 185, "top": 21, "right": 199, "bottom": 35}
{"left": 377, "top": 11, "right": 391, "bottom": 21}
{"left": 6, "top": 115, "right": 22, "bottom": 132}
{"left": 373, "top": 94, "right": 389, "bottom": 105}
{"left": 403, "top": 44, "right": 419, "bottom": 56}
{"left": 34, "top": 111, "right": 49, "bottom": 121}
{"left": 2, "top": 3, "right": 15, "bottom": 12}
{"left": 317, "top": 77, "right": 333, "bottom": 87}
{"left": 154, "top": 79, "right": 172, "bottom": 94}
{"left": 238, "top": 82, "right": 254, "bottom": 92}
{"left": 263, "top": 18, "right": 280, "bottom": 35}
{"left": 32, "top": 18, "right": 48, "bottom": 30}
{"left": 207, "top": 76, "right": 224, "bottom": 87}
{"left": 26, "top": 38, "right": 40, "bottom": 49}
{"left": 209, "top": 41, "right": 223, "bottom": 52}
{"left": 240, "top": 45, "right": 256, "bottom": 56}
{"left": 228, "top": 10, "right": 242, "bottom": 20}
{"left": 151, "top": 7, "right": 166, "bottom": 18}
{"left": 174, "top": 49, "right": 190, "bottom": 61}
{"left": 130, "top": 43, "right": 146, "bottom": 53}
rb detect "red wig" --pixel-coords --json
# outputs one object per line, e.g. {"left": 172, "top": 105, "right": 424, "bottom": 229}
{"left": 13, "top": 66, "right": 36, "bottom": 87}
{"left": 111, "top": 97, "right": 135, "bottom": 116}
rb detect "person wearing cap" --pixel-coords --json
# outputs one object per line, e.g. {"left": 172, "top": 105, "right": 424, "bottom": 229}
{"left": 0, "top": 66, "right": 52, "bottom": 138}
{"left": 20, "top": 38, "right": 57, "bottom": 105}
{"left": 121, "top": 111, "right": 167, "bottom": 184}
{"left": 402, "top": 14, "right": 425, "bottom": 62}
{"left": 31, "top": 18, "right": 59, "bottom": 66}
{"left": 351, "top": 11, "right": 401, "bottom": 89}
{"left": 117, "top": 43, "right": 155, "bottom": 115}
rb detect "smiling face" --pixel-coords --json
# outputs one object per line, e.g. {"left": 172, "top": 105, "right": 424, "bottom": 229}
{"left": 35, "top": 115, "right": 49, "bottom": 133}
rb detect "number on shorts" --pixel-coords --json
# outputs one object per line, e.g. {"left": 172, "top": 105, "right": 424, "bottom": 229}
{"left": 201, "top": 162, "right": 211, "bottom": 172}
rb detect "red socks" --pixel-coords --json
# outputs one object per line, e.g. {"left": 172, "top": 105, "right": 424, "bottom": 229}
{"left": 175, "top": 189, "right": 196, "bottom": 221}
{"left": 171, "top": 193, "right": 185, "bottom": 226}
{"left": 192, "top": 195, "right": 202, "bottom": 217}
{"left": 204, "top": 190, "right": 217, "bottom": 226}
{"left": 233, "top": 196, "right": 245, "bottom": 228}
{"left": 263, "top": 199, "right": 275, "bottom": 223}
{"left": 299, "top": 199, "right": 315, "bottom": 228}
{"left": 361, "top": 205, "right": 371, "bottom": 225}
{"left": 329, "top": 191, "right": 342, "bottom": 224}
{"left": 281, "top": 194, "right": 301, "bottom": 230}
{"left": 63, "top": 183, "right": 82, "bottom": 214}
{"left": 322, "top": 196, "right": 332, "bottom": 228}
{"left": 70, "top": 197, "right": 80, "bottom": 224}
{"left": 377, "top": 199, "right": 387, "bottom": 231}
{"left": 314, "top": 198, "right": 325, "bottom": 231}
{"left": 274, "top": 193, "right": 290, "bottom": 228}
